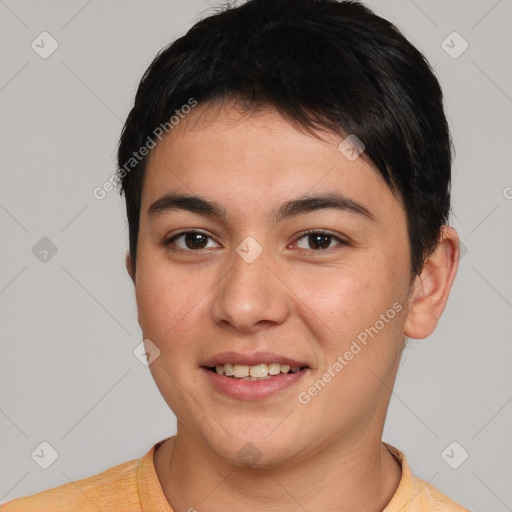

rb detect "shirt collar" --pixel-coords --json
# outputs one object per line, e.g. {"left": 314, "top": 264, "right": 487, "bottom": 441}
{"left": 137, "top": 438, "right": 414, "bottom": 511}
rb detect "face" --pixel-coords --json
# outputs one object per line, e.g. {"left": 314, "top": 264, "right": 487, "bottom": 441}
{"left": 131, "top": 102, "right": 414, "bottom": 467}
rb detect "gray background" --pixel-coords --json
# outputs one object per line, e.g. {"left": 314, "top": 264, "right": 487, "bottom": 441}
{"left": 1, "top": 1, "right": 511, "bottom": 510}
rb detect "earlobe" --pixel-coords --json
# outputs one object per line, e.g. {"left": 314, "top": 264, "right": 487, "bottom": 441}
{"left": 125, "top": 252, "right": 135, "bottom": 283}
{"left": 125, "top": 252, "right": 142, "bottom": 327}
{"left": 404, "top": 226, "right": 460, "bottom": 340}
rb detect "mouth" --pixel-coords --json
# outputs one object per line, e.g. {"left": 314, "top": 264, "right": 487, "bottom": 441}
{"left": 205, "top": 363, "right": 308, "bottom": 381}
{"left": 201, "top": 352, "right": 311, "bottom": 400}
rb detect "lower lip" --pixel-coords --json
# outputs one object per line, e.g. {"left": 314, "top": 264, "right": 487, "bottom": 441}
{"left": 201, "top": 367, "right": 309, "bottom": 400}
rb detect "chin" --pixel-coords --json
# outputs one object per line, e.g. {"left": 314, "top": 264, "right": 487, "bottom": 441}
{"left": 215, "top": 440, "right": 296, "bottom": 469}
{"left": 201, "top": 419, "right": 313, "bottom": 469}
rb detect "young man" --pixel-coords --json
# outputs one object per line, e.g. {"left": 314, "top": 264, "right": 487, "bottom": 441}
{"left": 1, "top": 0, "right": 470, "bottom": 510}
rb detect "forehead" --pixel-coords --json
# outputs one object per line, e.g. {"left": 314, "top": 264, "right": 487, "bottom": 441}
{"left": 141, "top": 102, "right": 404, "bottom": 227}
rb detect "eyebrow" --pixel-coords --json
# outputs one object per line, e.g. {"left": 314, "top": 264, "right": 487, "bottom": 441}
{"left": 147, "top": 192, "right": 376, "bottom": 223}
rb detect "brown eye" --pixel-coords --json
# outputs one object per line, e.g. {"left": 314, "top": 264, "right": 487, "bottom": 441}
{"left": 166, "top": 231, "right": 218, "bottom": 251}
{"left": 295, "top": 231, "right": 345, "bottom": 251}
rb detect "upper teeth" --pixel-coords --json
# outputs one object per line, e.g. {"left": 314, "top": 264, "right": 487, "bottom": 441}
{"left": 215, "top": 363, "right": 301, "bottom": 378}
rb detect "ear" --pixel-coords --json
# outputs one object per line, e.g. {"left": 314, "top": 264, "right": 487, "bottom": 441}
{"left": 404, "top": 226, "right": 460, "bottom": 340}
{"left": 125, "top": 252, "right": 143, "bottom": 328}
{"left": 125, "top": 252, "right": 135, "bottom": 284}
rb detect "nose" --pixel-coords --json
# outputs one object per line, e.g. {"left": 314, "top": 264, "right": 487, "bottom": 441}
{"left": 211, "top": 245, "right": 291, "bottom": 333}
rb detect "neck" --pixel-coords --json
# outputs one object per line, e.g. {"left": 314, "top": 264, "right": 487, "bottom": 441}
{"left": 154, "top": 425, "right": 402, "bottom": 512}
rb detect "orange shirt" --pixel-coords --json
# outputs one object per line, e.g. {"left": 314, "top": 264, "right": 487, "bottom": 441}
{"left": 1, "top": 439, "right": 470, "bottom": 511}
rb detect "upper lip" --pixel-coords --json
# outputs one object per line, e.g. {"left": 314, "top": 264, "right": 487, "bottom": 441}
{"left": 202, "top": 351, "right": 309, "bottom": 368}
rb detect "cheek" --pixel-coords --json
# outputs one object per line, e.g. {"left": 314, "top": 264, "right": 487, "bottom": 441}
{"left": 293, "top": 258, "right": 407, "bottom": 397}
{"left": 134, "top": 256, "right": 209, "bottom": 412}
{"left": 134, "top": 254, "right": 208, "bottom": 355}
{"left": 136, "top": 267, "right": 176, "bottom": 335}
{"left": 290, "top": 256, "right": 402, "bottom": 338}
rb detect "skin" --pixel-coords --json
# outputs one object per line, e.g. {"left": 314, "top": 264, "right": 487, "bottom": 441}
{"left": 125, "top": 100, "right": 460, "bottom": 512}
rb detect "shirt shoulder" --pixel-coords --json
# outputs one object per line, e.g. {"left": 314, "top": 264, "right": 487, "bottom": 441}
{"left": 0, "top": 456, "right": 142, "bottom": 512}
{"left": 408, "top": 474, "right": 471, "bottom": 511}
{"left": 383, "top": 443, "right": 471, "bottom": 512}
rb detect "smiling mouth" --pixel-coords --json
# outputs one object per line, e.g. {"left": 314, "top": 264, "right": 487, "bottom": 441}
{"left": 206, "top": 363, "right": 308, "bottom": 381}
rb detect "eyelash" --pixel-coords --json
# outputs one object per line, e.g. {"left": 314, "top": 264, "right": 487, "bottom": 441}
{"left": 163, "top": 229, "right": 347, "bottom": 254}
